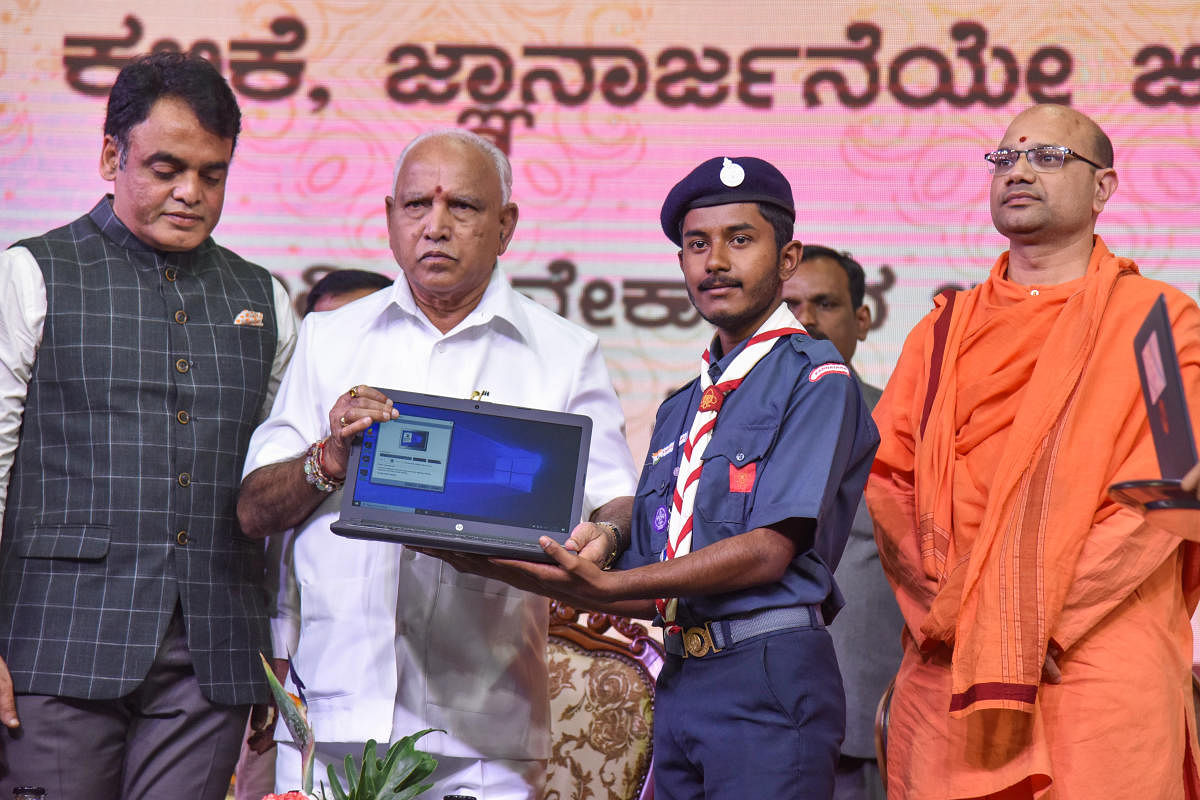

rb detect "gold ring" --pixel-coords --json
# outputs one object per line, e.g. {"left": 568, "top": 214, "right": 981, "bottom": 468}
{"left": 339, "top": 416, "right": 348, "bottom": 426}
{"left": 348, "top": 386, "right": 358, "bottom": 398}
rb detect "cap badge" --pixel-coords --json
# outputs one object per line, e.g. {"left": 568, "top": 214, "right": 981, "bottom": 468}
{"left": 719, "top": 157, "right": 745, "bottom": 187}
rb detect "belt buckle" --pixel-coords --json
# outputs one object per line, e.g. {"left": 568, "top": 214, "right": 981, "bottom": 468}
{"left": 682, "top": 623, "right": 721, "bottom": 658}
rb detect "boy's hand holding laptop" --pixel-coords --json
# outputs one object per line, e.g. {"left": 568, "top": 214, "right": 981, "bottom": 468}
{"left": 414, "top": 520, "right": 616, "bottom": 608}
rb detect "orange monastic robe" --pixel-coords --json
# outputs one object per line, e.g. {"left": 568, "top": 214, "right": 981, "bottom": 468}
{"left": 868, "top": 237, "right": 1200, "bottom": 800}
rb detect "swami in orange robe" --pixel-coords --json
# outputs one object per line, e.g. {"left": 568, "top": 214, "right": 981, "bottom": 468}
{"left": 868, "top": 236, "right": 1200, "bottom": 799}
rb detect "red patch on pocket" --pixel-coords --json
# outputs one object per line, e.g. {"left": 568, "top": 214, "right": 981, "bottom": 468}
{"left": 729, "top": 461, "right": 756, "bottom": 493}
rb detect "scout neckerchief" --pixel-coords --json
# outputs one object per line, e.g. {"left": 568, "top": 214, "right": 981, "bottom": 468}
{"left": 657, "top": 302, "right": 804, "bottom": 631}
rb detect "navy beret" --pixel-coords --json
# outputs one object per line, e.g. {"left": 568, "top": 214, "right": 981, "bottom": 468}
{"left": 659, "top": 156, "right": 796, "bottom": 246}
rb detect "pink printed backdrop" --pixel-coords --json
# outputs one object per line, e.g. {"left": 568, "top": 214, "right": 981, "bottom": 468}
{"left": 2, "top": 0, "right": 1198, "bottom": 459}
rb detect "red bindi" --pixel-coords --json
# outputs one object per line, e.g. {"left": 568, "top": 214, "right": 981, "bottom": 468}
{"left": 1018, "top": 136, "right": 1027, "bottom": 143}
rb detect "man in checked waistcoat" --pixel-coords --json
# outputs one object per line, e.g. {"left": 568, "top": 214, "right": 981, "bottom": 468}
{"left": 443, "top": 155, "right": 880, "bottom": 800}
{"left": 0, "top": 52, "right": 296, "bottom": 799}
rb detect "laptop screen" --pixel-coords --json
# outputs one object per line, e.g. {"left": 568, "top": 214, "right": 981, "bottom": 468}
{"left": 351, "top": 397, "right": 586, "bottom": 534}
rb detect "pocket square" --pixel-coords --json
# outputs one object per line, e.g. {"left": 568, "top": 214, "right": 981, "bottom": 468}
{"left": 234, "top": 309, "right": 264, "bottom": 327}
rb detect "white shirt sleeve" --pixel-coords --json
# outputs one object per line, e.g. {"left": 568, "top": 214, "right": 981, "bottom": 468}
{"left": 264, "top": 528, "right": 300, "bottom": 658}
{"left": 262, "top": 275, "right": 299, "bottom": 423}
{"left": 243, "top": 315, "right": 325, "bottom": 477}
{"left": 0, "top": 247, "right": 47, "bottom": 525}
{"left": 567, "top": 338, "right": 639, "bottom": 518}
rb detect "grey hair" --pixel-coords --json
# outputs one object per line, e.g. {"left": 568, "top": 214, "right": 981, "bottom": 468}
{"left": 391, "top": 128, "right": 513, "bottom": 204}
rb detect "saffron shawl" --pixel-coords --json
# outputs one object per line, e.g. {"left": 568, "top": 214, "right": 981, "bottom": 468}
{"left": 884, "top": 237, "right": 1200, "bottom": 717}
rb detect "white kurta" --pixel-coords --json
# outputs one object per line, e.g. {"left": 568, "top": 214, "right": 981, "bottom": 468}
{"left": 243, "top": 265, "right": 637, "bottom": 760}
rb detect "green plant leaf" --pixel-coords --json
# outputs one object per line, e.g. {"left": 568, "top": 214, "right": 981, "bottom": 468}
{"left": 378, "top": 779, "right": 436, "bottom": 800}
{"left": 342, "top": 751, "right": 361, "bottom": 797}
{"left": 377, "top": 729, "right": 440, "bottom": 792}
{"left": 323, "top": 764, "right": 350, "bottom": 800}
{"left": 358, "top": 740, "right": 380, "bottom": 797}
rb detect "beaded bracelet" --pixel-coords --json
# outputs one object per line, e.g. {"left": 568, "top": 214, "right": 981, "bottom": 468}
{"left": 303, "top": 437, "right": 344, "bottom": 493}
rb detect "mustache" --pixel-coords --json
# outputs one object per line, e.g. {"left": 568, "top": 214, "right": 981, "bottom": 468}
{"left": 698, "top": 276, "right": 741, "bottom": 291}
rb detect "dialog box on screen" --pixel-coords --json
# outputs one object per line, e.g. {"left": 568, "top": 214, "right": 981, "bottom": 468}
{"left": 370, "top": 415, "right": 454, "bottom": 492}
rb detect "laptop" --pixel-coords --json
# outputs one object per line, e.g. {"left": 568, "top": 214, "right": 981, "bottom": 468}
{"left": 330, "top": 389, "right": 593, "bottom": 562}
{"left": 1108, "top": 294, "right": 1200, "bottom": 511}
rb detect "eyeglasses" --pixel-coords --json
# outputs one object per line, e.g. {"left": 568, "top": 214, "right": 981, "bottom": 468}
{"left": 984, "top": 145, "right": 1106, "bottom": 175}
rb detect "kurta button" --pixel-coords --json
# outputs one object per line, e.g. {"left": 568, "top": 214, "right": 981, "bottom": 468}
{"left": 176, "top": 410, "right": 190, "bottom": 424}
{"left": 176, "top": 530, "right": 189, "bottom": 545}
{"left": 178, "top": 472, "right": 191, "bottom": 487}
{"left": 175, "top": 358, "right": 190, "bottom": 374}
{"left": 165, "top": 267, "right": 178, "bottom": 282}
{"left": 735, "top": 452, "right": 746, "bottom": 462}
{"left": 174, "top": 310, "right": 188, "bottom": 324}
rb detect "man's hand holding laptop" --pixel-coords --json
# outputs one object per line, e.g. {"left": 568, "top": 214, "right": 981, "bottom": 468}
{"left": 321, "top": 384, "right": 399, "bottom": 480}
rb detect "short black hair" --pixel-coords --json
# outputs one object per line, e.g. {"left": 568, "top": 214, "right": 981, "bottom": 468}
{"left": 756, "top": 202, "right": 795, "bottom": 255}
{"left": 304, "top": 269, "right": 394, "bottom": 315}
{"left": 105, "top": 52, "right": 241, "bottom": 167}
{"left": 801, "top": 244, "right": 866, "bottom": 308}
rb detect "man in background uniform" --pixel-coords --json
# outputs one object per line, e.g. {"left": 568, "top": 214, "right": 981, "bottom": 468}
{"left": 784, "top": 245, "right": 903, "bottom": 800}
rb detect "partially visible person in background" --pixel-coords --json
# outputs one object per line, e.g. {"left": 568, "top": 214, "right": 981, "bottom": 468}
{"left": 783, "top": 245, "right": 902, "bottom": 800}
{"left": 303, "top": 268, "right": 394, "bottom": 315}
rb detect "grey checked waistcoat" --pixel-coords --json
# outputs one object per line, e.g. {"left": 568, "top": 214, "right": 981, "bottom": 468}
{"left": 1, "top": 197, "right": 277, "bottom": 705}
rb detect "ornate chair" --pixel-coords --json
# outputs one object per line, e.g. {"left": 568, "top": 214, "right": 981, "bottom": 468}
{"left": 543, "top": 600, "right": 663, "bottom": 800}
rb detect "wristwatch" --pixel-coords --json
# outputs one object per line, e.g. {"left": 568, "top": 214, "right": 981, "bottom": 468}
{"left": 595, "top": 521, "right": 621, "bottom": 570}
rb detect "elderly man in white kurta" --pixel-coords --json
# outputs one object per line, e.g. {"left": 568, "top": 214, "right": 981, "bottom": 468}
{"left": 237, "top": 129, "right": 637, "bottom": 800}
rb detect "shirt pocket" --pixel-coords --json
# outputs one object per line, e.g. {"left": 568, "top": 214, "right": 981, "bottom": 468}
{"left": 695, "top": 424, "right": 776, "bottom": 525}
{"left": 426, "top": 566, "right": 539, "bottom": 717}
{"left": 295, "top": 575, "right": 376, "bottom": 702}
{"left": 634, "top": 454, "right": 677, "bottom": 559}
{"left": 20, "top": 525, "right": 111, "bottom": 560}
